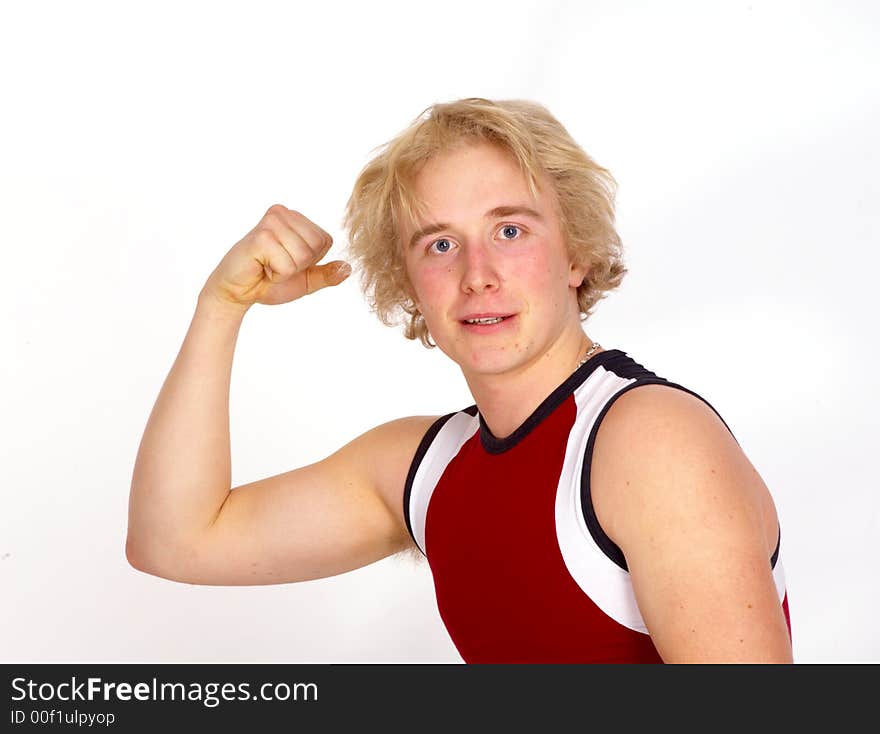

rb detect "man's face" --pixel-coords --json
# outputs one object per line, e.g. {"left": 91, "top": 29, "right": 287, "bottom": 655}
{"left": 401, "top": 141, "right": 587, "bottom": 379}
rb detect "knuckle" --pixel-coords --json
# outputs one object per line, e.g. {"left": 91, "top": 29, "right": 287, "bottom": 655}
{"left": 262, "top": 210, "right": 284, "bottom": 230}
{"left": 252, "top": 226, "right": 276, "bottom": 248}
{"left": 275, "top": 258, "right": 297, "bottom": 276}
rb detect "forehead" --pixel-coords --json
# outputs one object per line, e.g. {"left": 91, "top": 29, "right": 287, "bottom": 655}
{"left": 413, "top": 141, "right": 532, "bottom": 196}
{"left": 402, "top": 141, "right": 555, "bottom": 231}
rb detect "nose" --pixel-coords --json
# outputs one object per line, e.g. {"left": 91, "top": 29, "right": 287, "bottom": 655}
{"left": 460, "top": 240, "right": 501, "bottom": 295}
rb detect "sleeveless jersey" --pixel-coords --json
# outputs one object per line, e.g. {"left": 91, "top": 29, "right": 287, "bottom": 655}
{"left": 403, "top": 349, "right": 791, "bottom": 663}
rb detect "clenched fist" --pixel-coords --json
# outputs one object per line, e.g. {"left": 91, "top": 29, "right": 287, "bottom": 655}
{"left": 200, "top": 204, "right": 351, "bottom": 312}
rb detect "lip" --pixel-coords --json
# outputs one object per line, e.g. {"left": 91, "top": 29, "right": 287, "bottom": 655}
{"left": 459, "top": 312, "right": 515, "bottom": 322}
{"left": 459, "top": 313, "right": 517, "bottom": 333}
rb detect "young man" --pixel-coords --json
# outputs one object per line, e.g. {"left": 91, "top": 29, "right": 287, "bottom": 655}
{"left": 127, "top": 98, "right": 792, "bottom": 663}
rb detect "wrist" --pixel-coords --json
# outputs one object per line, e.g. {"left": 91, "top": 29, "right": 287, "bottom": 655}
{"left": 196, "top": 288, "right": 251, "bottom": 321}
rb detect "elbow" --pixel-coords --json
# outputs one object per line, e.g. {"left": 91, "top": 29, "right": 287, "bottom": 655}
{"left": 124, "top": 533, "right": 200, "bottom": 584}
{"left": 125, "top": 533, "right": 168, "bottom": 577}
{"left": 125, "top": 535, "right": 151, "bottom": 573}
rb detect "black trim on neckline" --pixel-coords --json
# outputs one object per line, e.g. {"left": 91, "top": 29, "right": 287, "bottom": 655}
{"left": 478, "top": 349, "right": 626, "bottom": 455}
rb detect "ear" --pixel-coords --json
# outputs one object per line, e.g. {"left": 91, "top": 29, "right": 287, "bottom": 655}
{"left": 406, "top": 288, "right": 422, "bottom": 313}
{"left": 569, "top": 260, "right": 588, "bottom": 289}
{"left": 404, "top": 282, "right": 421, "bottom": 313}
{"left": 396, "top": 261, "right": 420, "bottom": 311}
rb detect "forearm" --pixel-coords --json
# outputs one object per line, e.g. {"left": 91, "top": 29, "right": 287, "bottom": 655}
{"left": 126, "top": 291, "right": 248, "bottom": 567}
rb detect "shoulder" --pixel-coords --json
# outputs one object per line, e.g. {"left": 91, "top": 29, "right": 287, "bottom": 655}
{"left": 588, "top": 383, "right": 790, "bottom": 661}
{"left": 339, "top": 414, "right": 444, "bottom": 480}
{"left": 361, "top": 414, "right": 445, "bottom": 445}
{"left": 591, "top": 382, "right": 734, "bottom": 473}
{"left": 590, "top": 383, "right": 777, "bottom": 557}
{"left": 332, "top": 414, "right": 444, "bottom": 527}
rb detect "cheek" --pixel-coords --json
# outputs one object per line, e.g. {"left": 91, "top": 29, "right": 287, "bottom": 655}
{"left": 407, "top": 261, "right": 453, "bottom": 311}
{"left": 512, "top": 252, "right": 572, "bottom": 316}
{"left": 515, "top": 253, "right": 563, "bottom": 293}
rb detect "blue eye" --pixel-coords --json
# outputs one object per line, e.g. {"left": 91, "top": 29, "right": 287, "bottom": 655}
{"left": 431, "top": 238, "right": 452, "bottom": 253}
{"left": 500, "top": 225, "right": 521, "bottom": 239}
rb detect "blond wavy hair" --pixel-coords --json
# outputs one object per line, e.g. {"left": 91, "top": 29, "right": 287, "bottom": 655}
{"left": 342, "top": 97, "right": 627, "bottom": 348}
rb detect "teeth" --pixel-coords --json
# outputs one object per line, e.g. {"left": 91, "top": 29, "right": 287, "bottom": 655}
{"left": 466, "top": 317, "right": 505, "bottom": 324}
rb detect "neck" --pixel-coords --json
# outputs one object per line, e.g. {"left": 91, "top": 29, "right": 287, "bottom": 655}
{"left": 463, "top": 326, "right": 601, "bottom": 440}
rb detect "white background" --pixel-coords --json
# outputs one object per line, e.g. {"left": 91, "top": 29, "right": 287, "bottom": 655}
{"left": 2, "top": 0, "right": 877, "bottom": 663}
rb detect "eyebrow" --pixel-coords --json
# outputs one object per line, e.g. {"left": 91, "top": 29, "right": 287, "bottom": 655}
{"left": 407, "top": 205, "right": 544, "bottom": 249}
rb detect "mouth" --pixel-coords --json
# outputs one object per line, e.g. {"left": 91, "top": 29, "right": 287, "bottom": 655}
{"left": 459, "top": 314, "right": 516, "bottom": 332}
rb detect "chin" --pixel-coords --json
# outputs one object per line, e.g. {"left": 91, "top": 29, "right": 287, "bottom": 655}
{"left": 446, "top": 347, "right": 526, "bottom": 376}
{"left": 430, "top": 318, "right": 527, "bottom": 368}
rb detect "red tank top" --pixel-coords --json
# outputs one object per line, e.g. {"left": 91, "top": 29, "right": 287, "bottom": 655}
{"left": 403, "top": 349, "right": 791, "bottom": 663}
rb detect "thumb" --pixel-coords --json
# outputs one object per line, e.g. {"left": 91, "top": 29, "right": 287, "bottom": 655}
{"left": 307, "top": 260, "right": 351, "bottom": 294}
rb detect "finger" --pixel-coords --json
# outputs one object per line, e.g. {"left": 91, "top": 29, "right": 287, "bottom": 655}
{"left": 276, "top": 207, "right": 333, "bottom": 260}
{"left": 251, "top": 227, "right": 298, "bottom": 281}
{"left": 264, "top": 212, "right": 333, "bottom": 273}
{"left": 255, "top": 218, "right": 319, "bottom": 276}
{"left": 306, "top": 260, "right": 351, "bottom": 295}
{"left": 276, "top": 225, "right": 320, "bottom": 273}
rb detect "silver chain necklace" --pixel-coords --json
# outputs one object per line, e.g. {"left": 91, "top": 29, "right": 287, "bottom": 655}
{"left": 575, "top": 341, "right": 602, "bottom": 370}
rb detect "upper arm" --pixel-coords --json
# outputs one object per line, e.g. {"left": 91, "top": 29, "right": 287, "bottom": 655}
{"left": 134, "top": 415, "right": 439, "bottom": 586}
{"left": 591, "top": 385, "right": 791, "bottom": 663}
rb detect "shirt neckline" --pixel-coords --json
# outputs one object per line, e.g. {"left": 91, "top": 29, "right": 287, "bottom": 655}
{"left": 478, "top": 348, "right": 625, "bottom": 454}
